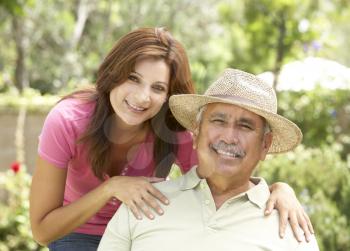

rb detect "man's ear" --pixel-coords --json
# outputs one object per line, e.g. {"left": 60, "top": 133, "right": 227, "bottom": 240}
{"left": 260, "top": 132, "right": 273, "bottom": 160}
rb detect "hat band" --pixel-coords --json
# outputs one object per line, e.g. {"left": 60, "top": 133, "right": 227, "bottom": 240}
{"left": 210, "top": 94, "right": 261, "bottom": 110}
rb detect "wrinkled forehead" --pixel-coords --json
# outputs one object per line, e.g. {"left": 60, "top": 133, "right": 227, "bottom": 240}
{"left": 204, "top": 103, "right": 265, "bottom": 124}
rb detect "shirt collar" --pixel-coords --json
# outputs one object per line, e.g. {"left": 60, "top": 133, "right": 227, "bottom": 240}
{"left": 180, "top": 167, "right": 270, "bottom": 209}
{"left": 244, "top": 177, "right": 270, "bottom": 209}
{"left": 179, "top": 166, "right": 202, "bottom": 191}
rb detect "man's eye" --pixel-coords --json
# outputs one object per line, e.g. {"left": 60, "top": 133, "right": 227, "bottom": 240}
{"left": 212, "top": 119, "right": 225, "bottom": 124}
{"left": 240, "top": 124, "right": 252, "bottom": 130}
{"left": 128, "top": 75, "right": 139, "bottom": 82}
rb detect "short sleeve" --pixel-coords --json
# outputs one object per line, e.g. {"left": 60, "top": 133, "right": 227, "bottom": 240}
{"left": 175, "top": 131, "right": 198, "bottom": 173}
{"left": 38, "top": 102, "right": 77, "bottom": 168}
{"left": 98, "top": 204, "right": 132, "bottom": 251}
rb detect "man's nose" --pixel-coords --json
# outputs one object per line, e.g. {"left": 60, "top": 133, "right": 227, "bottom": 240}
{"left": 222, "top": 126, "right": 239, "bottom": 144}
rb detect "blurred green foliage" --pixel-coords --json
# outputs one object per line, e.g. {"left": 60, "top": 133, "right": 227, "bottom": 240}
{"left": 218, "top": 0, "right": 319, "bottom": 75}
{"left": 278, "top": 88, "right": 350, "bottom": 157}
{"left": 0, "top": 88, "right": 59, "bottom": 113}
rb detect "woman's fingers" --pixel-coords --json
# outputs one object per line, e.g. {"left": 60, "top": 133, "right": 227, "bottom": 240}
{"left": 146, "top": 182, "right": 169, "bottom": 205}
{"left": 142, "top": 191, "right": 164, "bottom": 215}
{"left": 278, "top": 209, "right": 288, "bottom": 238}
{"left": 133, "top": 197, "right": 155, "bottom": 220}
{"left": 112, "top": 176, "right": 169, "bottom": 219}
{"left": 297, "top": 212, "right": 311, "bottom": 242}
{"left": 303, "top": 210, "right": 314, "bottom": 234}
{"left": 264, "top": 197, "right": 276, "bottom": 215}
{"left": 289, "top": 212, "right": 303, "bottom": 242}
{"left": 131, "top": 191, "right": 165, "bottom": 220}
{"left": 278, "top": 205, "right": 314, "bottom": 242}
{"left": 127, "top": 200, "right": 142, "bottom": 220}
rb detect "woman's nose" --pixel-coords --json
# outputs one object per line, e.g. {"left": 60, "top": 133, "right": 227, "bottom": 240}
{"left": 136, "top": 88, "right": 151, "bottom": 105}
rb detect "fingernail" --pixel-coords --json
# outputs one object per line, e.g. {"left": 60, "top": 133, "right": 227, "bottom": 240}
{"left": 279, "top": 233, "right": 284, "bottom": 238}
{"left": 165, "top": 199, "right": 169, "bottom": 204}
{"left": 149, "top": 214, "right": 154, "bottom": 219}
{"left": 158, "top": 209, "right": 164, "bottom": 214}
{"left": 264, "top": 209, "right": 269, "bottom": 214}
{"left": 297, "top": 235, "right": 302, "bottom": 242}
{"left": 137, "top": 215, "right": 142, "bottom": 220}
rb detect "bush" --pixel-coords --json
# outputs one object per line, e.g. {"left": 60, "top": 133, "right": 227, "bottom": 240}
{"left": 278, "top": 88, "right": 350, "bottom": 158}
{"left": 0, "top": 88, "right": 59, "bottom": 113}
{"left": 0, "top": 164, "right": 47, "bottom": 251}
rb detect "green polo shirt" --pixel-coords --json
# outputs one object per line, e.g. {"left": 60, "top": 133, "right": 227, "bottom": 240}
{"left": 98, "top": 167, "right": 319, "bottom": 251}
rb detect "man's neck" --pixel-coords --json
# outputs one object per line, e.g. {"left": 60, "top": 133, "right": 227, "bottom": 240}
{"left": 207, "top": 177, "right": 255, "bottom": 209}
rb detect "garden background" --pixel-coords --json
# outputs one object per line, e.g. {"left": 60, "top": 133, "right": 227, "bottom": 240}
{"left": 0, "top": 0, "right": 350, "bottom": 250}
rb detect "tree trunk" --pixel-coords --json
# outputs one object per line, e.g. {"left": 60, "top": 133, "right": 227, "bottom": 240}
{"left": 70, "top": 0, "right": 92, "bottom": 49}
{"left": 60, "top": 0, "right": 95, "bottom": 88}
{"left": 12, "top": 17, "right": 28, "bottom": 93}
{"left": 15, "top": 103, "right": 27, "bottom": 165}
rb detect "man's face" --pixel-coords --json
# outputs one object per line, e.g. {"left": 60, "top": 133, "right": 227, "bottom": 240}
{"left": 193, "top": 103, "right": 272, "bottom": 181}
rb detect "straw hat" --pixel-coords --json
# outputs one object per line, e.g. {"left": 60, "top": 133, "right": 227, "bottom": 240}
{"left": 169, "top": 68, "right": 302, "bottom": 154}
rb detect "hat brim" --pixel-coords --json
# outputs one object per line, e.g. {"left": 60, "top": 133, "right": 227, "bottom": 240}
{"left": 169, "top": 94, "right": 302, "bottom": 154}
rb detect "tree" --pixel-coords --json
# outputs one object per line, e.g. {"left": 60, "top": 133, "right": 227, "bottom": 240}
{"left": 0, "top": 0, "right": 34, "bottom": 93}
{"left": 218, "top": 0, "right": 319, "bottom": 89}
{"left": 0, "top": 0, "right": 25, "bottom": 15}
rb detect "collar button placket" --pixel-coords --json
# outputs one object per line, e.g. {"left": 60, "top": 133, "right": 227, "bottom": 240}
{"left": 199, "top": 181, "right": 214, "bottom": 228}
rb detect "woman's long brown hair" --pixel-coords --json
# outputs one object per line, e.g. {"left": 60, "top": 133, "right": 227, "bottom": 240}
{"left": 62, "top": 27, "right": 195, "bottom": 179}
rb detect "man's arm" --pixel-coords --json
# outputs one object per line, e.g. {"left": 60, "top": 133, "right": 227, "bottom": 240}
{"left": 98, "top": 204, "right": 132, "bottom": 251}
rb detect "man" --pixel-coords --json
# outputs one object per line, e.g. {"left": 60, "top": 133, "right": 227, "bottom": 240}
{"left": 98, "top": 68, "right": 320, "bottom": 251}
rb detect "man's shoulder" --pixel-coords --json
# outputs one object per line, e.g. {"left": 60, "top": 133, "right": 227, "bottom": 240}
{"left": 153, "top": 175, "right": 185, "bottom": 194}
{"left": 259, "top": 209, "right": 320, "bottom": 251}
{"left": 282, "top": 229, "right": 320, "bottom": 251}
{"left": 154, "top": 167, "right": 200, "bottom": 196}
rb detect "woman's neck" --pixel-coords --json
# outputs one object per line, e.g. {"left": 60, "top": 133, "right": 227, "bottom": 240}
{"left": 109, "top": 117, "right": 149, "bottom": 145}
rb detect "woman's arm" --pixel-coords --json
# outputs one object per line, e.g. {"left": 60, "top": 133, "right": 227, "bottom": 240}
{"left": 30, "top": 157, "right": 113, "bottom": 245}
{"left": 266, "top": 182, "right": 314, "bottom": 242}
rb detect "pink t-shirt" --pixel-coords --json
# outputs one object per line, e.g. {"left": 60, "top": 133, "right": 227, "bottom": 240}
{"left": 38, "top": 98, "right": 197, "bottom": 236}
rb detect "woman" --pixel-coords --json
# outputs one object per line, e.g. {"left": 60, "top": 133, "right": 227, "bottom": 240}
{"left": 30, "top": 27, "right": 312, "bottom": 251}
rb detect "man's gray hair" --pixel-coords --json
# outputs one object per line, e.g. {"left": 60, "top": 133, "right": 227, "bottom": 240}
{"left": 195, "top": 104, "right": 271, "bottom": 134}
{"left": 195, "top": 105, "right": 207, "bottom": 125}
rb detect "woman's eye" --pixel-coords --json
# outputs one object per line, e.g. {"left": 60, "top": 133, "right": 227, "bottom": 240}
{"left": 128, "top": 75, "right": 139, "bottom": 82}
{"left": 153, "top": 85, "right": 166, "bottom": 92}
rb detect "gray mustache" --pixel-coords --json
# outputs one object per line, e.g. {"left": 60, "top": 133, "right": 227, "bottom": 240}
{"left": 210, "top": 141, "right": 246, "bottom": 158}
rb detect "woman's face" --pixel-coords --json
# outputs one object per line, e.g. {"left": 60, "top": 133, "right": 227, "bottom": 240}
{"left": 109, "top": 57, "right": 170, "bottom": 129}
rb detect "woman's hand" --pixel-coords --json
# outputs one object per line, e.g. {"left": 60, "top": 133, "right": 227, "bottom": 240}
{"left": 266, "top": 182, "right": 314, "bottom": 242}
{"left": 106, "top": 176, "right": 169, "bottom": 220}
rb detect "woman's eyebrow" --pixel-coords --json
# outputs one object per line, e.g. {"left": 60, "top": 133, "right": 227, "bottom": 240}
{"left": 132, "top": 71, "right": 169, "bottom": 86}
